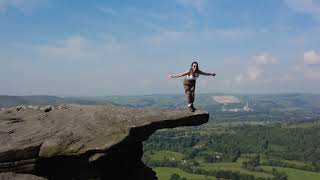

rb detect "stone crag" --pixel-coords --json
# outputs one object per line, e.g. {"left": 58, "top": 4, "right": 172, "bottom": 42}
{"left": 0, "top": 105, "right": 209, "bottom": 179}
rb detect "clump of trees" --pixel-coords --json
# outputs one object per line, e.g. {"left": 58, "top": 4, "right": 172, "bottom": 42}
{"left": 144, "top": 124, "right": 320, "bottom": 170}
{"left": 170, "top": 173, "right": 187, "bottom": 180}
{"left": 143, "top": 123, "right": 319, "bottom": 180}
{"left": 272, "top": 168, "right": 288, "bottom": 180}
{"left": 242, "top": 155, "right": 263, "bottom": 172}
{"left": 203, "top": 154, "right": 222, "bottom": 163}
{"left": 261, "top": 159, "right": 320, "bottom": 172}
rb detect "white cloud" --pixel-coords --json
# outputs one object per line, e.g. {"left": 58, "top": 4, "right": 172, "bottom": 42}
{"left": 176, "top": 0, "right": 207, "bottom": 13}
{"left": 34, "top": 36, "right": 94, "bottom": 60}
{"left": 0, "top": 0, "right": 48, "bottom": 12}
{"left": 246, "top": 53, "right": 278, "bottom": 80}
{"left": 235, "top": 53, "right": 278, "bottom": 83}
{"left": 254, "top": 53, "right": 278, "bottom": 65}
{"left": 246, "top": 65, "right": 262, "bottom": 81}
{"left": 304, "top": 50, "right": 320, "bottom": 64}
{"left": 296, "top": 65, "right": 320, "bottom": 79}
{"left": 33, "top": 35, "right": 122, "bottom": 60}
{"left": 295, "top": 50, "right": 320, "bottom": 79}
{"left": 285, "top": 0, "right": 320, "bottom": 17}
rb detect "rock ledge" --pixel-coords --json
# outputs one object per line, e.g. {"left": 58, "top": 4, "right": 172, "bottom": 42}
{"left": 0, "top": 105, "right": 209, "bottom": 179}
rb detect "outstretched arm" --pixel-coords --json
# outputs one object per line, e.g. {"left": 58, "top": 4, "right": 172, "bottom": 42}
{"left": 168, "top": 71, "right": 189, "bottom": 79}
{"left": 199, "top": 70, "right": 216, "bottom": 76}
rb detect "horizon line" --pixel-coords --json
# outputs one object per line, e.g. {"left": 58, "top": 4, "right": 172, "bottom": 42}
{"left": 0, "top": 92, "right": 319, "bottom": 98}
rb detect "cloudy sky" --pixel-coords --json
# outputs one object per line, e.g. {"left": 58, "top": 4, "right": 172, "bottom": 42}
{"left": 1, "top": 0, "right": 320, "bottom": 96}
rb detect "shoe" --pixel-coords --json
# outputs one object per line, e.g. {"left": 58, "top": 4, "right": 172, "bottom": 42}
{"left": 191, "top": 104, "right": 197, "bottom": 111}
{"left": 188, "top": 106, "right": 195, "bottom": 112}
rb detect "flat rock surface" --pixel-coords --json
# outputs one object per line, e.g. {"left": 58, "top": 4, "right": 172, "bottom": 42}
{"left": 0, "top": 105, "right": 209, "bottom": 161}
{"left": 0, "top": 172, "right": 47, "bottom": 180}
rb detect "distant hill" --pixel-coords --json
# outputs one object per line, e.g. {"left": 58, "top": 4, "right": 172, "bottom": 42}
{"left": 1, "top": 93, "right": 320, "bottom": 122}
{"left": 100, "top": 93, "right": 320, "bottom": 122}
{"left": 0, "top": 95, "right": 109, "bottom": 107}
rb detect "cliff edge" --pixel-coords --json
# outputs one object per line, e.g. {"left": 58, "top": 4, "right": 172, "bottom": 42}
{"left": 0, "top": 105, "right": 209, "bottom": 179}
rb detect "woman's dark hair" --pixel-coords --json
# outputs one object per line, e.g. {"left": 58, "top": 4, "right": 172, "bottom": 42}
{"left": 190, "top": 61, "right": 199, "bottom": 74}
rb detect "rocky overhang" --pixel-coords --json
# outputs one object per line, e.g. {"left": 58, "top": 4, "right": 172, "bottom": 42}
{"left": 0, "top": 105, "right": 209, "bottom": 179}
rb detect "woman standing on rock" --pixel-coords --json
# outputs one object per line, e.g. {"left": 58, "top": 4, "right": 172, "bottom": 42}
{"left": 168, "top": 61, "right": 216, "bottom": 112}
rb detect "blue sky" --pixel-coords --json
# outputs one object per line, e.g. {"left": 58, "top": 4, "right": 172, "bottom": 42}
{"left": 1, "top": 0, "right": 320, "bottom": 96}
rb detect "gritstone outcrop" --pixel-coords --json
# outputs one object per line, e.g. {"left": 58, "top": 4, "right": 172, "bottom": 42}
{"left": 0, "top": 105, "right": 209, "bottom": 179}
